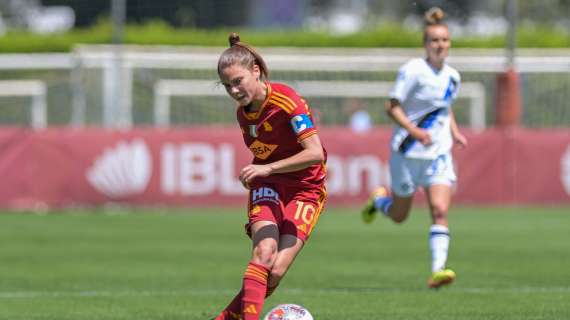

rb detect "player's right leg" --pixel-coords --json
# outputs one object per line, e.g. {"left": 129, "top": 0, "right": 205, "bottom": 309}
{"left": 215, "top": 185, "right": 282, "bottom": 320}
{"left": 214, "top": 220, "right": 278, "bottom": 320}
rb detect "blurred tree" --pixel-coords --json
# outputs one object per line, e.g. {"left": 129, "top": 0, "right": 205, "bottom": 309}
{"left": 41, "top": 0, "right": 250, "bottom": 28}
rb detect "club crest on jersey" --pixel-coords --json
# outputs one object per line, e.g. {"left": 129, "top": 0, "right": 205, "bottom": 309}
{"left": 251, "top": 187, "right": 279, "bottom": 205}
{"left": 248, "top": 140, "right": 278, "bottom": 160}
{"left": 290, "top": 114, "right": 314, "bottom": 134}
{"left": 263, "top": 121, "right": 273, "bottom": 132}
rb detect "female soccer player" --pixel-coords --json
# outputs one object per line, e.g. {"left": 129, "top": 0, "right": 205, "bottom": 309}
{"left": 361, "top": 7, "right": 467, "bottom": 289}
{"left": 213, "top": 33, "right": 327, "bottom": 320}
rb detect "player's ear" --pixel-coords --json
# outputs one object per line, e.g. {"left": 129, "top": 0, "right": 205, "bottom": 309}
{"left": 252, "top": 64, "right": 261, "bottom": 81}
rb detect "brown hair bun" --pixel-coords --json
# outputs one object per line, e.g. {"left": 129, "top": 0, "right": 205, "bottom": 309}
{"left": 229, "top": 32, "right": 240, "bottom": 47}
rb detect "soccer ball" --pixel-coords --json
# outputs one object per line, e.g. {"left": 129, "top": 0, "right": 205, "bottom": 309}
{"left": 263, "top": 304, "right": 313, "bottom": 320}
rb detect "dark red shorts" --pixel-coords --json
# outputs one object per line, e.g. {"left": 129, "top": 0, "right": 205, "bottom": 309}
{"left": 244, "top": 183, "right": 327, "bottom": 242}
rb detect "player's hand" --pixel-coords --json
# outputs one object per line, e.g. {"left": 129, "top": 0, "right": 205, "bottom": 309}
{"left": 239, "top": 164, "right": 271, "bottom": 189}
{"left": 410, "top": 128, "right": 432, "bottom": 145}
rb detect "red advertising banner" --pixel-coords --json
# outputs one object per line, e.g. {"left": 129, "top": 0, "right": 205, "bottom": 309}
{"left": 0, "top": 127, "right": 568, "bottom": 209}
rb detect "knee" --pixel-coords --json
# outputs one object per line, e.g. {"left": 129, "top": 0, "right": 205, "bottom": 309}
{"left": 269, "top": 264, "right": 287, "bottom": 283}
{"left": 389, "top": 208, "right": 410, "bottom": 224}
{"left": 268, "top": 263, "right": 287, "bottom": 284}
{"left": 391, "top": 213, "right": 408, "bottom": 224}
{"left": 252, "top": 240, "right": 277, "bottom": 267}
{"left": 430, "top": 202, "right": 449, "bottom": 222}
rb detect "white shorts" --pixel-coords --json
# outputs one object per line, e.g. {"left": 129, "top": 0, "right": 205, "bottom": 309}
{"left": 389, "top": 152, "right": 456, "bottom": 197}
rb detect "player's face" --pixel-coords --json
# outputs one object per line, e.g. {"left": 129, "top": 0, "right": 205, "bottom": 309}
{"left": 424, "top": 25, "right": 450, "bottom": 66}
{"left": 219, "top": 64, "right": 262, "bottom": 107}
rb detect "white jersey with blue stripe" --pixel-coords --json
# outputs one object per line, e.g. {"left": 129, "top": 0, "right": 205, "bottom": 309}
{"left": 389, "top": 58, "right": 461, "bottom": 159}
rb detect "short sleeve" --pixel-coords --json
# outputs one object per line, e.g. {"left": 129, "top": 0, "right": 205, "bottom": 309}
{"left": 274, "top": 88, "right": 317, "bottom": 142}
{"left": 390, "top": 63, "right": 418, "bottom": 102}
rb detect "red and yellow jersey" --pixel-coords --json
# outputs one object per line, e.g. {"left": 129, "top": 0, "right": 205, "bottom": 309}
{"left": 236, "top": 82, "right": 326, "bottom": 188}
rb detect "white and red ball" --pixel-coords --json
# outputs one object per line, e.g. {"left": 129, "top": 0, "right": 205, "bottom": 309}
{"left": 263, "top": 304, "right": 313, "bottom": 320}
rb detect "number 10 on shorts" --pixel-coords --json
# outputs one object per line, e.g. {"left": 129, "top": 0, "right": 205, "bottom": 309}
{"left": 294, "top": 201, "right": 316, "bottom": 224}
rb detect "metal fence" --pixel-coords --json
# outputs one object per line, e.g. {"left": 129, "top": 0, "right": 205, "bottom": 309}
{"left": 0, "top": 46, "right": 568, "bottom": 129}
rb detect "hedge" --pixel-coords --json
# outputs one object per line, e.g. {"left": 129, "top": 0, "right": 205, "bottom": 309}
{"left": 0, "top": 20, "right": 567, "bottom": 53}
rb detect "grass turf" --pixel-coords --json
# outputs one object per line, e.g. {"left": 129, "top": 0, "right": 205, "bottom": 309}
{"left": 0, "top": 206, "right": 568, "bottom": 319}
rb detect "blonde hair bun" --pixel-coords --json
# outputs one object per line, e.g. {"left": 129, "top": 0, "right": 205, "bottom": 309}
{"left": 424, "top": 7, "right": 446, "bottom": 26}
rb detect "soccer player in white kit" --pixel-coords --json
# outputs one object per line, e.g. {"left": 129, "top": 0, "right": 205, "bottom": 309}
{"left": 361, "top": 7, "right": 468, "bottom": 289}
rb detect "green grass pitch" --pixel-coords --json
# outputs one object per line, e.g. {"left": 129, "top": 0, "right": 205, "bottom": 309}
{"left": 0, "top": 206, "right": 569, "bottom": 319}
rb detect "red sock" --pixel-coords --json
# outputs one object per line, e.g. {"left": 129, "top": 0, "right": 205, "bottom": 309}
{"left": 241, "top": 262, "right": 269, "bottom": 320}
{"left": 214, "top": 289, "right": 243, "bottom": 320}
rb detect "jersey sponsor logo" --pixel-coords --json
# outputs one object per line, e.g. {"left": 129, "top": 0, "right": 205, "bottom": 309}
{"left": 290, "top": 114, "right": 314, "bottom": 134}
{"left": 251, "top": 187, "right": 279, "bottom": 205}
{"left": 86, "top": 139, "right": 152, "bottom": 198}
{"left": 248, "top": 140, "right": 278, "bottom": 160}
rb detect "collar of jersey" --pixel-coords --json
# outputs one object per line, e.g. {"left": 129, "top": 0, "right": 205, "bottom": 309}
{"left": 242, "top": 82, "right": 272, "bottom": 120}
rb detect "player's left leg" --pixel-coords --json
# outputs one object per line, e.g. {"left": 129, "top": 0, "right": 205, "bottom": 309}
{"left": 265, "top": 186, "right": 326, "bottom": 297}
{"left": 266, "top": 234, "right": 304, "bottom": 297}
{"left": 425, "top": 183, "right": 455, "bottom": 288}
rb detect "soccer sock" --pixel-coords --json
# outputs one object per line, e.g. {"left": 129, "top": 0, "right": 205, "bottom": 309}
{"left": 242, "top": 262, "right": 270, "bottom": 320}
{"left": 429, "top": 224, "right": 450, "bottom": 273}
{"left": 374, "top": 196, "right": 393, "bottom": 216}
{"left": 215, "top": 289, "right": 243, "bottom": 320}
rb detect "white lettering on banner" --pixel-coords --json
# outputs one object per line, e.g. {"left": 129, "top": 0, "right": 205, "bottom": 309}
{"left": 180, "top": 143, "right": 216, "bottom": 195}
{"left": 561, "top": 145, "right": 570, "bottom": 196}
{"left": 161, "top": 143, "right": 177, "bottom": 194}
{"left": 160, "top": 143, "right": 245, "bottom": 195}
{"left": 326, "top": 155, "right": 389, "bottom": 195}
{"left": 160, "top": 142, "right": 389, "bottom": 197}
{"left": 219, "top": 144, "right": 245, "bottom": 194}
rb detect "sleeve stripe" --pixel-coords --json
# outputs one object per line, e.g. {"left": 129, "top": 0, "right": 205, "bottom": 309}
{"left": 298, "top": 130, "right": 317, "bottom": 141}
{"left": 269, "top": 95, "right": 295, "bottom": 112}
{"left": 273, "top": 92, "right": 298, "bottom": 108}
{"left": 273, "top": 92, "right": 299, "bottom": 110}
{"left": 269, "top": 98, "right": 294, "bottom": 114}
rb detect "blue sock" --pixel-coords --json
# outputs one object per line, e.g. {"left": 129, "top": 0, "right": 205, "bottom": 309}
{"left": 374, "top": 196, "right": 392, "bottom": 216}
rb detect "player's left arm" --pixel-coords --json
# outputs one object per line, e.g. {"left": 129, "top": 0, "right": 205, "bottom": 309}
{"left": 239, "top": 134, "right": 324, "bottom": 187}
{"left": 450, "top": 108, "right": 467, "bottom": 149}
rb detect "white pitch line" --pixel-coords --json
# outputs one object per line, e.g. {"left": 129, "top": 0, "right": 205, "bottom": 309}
{"left": 1, "top": 287, "right": 570, "bottom": 299}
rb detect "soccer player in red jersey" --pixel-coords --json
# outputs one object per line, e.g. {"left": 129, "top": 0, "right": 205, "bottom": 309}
{"left": 213, "top": 33, "right": 327, "bottom": 320}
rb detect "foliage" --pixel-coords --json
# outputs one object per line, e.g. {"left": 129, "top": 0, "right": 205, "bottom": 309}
{"left": 0, "top": 20, "right": 568, "bottom": 52}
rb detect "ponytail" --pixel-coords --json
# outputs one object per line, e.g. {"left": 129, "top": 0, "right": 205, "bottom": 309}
{"left": 218, "top": 32, "right": 269, "bottom": 80}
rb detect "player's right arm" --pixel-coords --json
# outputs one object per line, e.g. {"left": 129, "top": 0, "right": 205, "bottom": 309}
{"left": 387, "top": 61, "right": 432, "bottom": 146}
{"left": 385, "top": 98, "right": 432, "bottom": 146}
